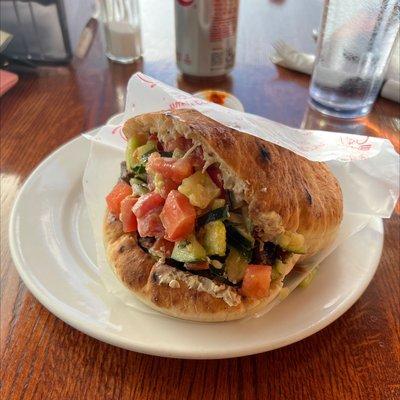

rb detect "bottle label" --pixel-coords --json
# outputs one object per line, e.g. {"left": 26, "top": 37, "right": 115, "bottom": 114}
{"left": 175, "top": 0, "right": 239, "bottom": 77}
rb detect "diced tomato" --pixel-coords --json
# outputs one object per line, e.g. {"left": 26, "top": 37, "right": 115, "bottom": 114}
{"left": 150, "top": 237, "right": 175, "bottom": 257}
{"left": 206, "top": 164, "right": 224, "bottom": 191}
{"left": 160, "top": 190, "right": 196, "bottom": 241}
{"left": 240, "top": 265, "right": 272, "bottom": 299}
{"left": 132, "top": 192, "right": 165, "bottom": 218}
{"left": 148, "top": 133, "right": 163, "bottom": 151}
{"left": 148, "top": 133, "right": 158, "bottom": 142}
{"left": 137, "top": 207, "right": 165, "bottom": 237}
{"left": 158, "top": 177, "right": 180, "bottom": 198}
{"left": 147, "top": 153, "right": 193, "bottom": 183}
{"left": 185, "top": 261, "right": 209, "bottom": 271}
{"left": 120, "top": 196, "right": 138, "bottom": 232}
{"left": 106, "top": 181, "right": 133, "bottom": 215}
{"left": 163, "top": 137, "right": 193, "bottom": 152}
{"left": 172, "top": 158, "right": 194, "bottom": 182}
{"left": 188, "top": 147, "right": 205, "bottom": 169}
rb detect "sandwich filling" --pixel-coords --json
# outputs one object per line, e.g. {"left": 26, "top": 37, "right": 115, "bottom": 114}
{"left": 105, "top": 130, "right": 306, "bottom": 302}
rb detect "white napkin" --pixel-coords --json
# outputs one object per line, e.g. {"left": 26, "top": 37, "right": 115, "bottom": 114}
{"left": 270, "top": 40, "right": 400, "bottom": 103}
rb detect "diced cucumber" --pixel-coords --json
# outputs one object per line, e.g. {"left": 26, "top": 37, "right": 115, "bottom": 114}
{"left": 178, "top": 171, "right": 220, "bottom": 209}
{"left": 228, "top": 191, "right": 244, "bottom": 210}
{"left": 275, "top": 260, "right": 287, "bottom": 275}
{"left": 211, "top": 198, "right": 226, "bottom": 210}
{"left": 128, "top": 141, "right": 156, "bottom": 179}
{"left": 234, "top": 225, "right": 254, "bottom": 246}
{"left": 172, "top": 148, "right": 185, "bottom": 158}
{"left": 241, "top": 206, "right": 253, "bottom": 233}
{"left": 225, "top": 223, "right": 254, "bottom": 261}
{"left": 129, "top": 164, "right": 147, "bottom": 182}
{"left": 196, "top": 206, "right": 229, "bottom": 228}
{"left": 276, "top": 232, "right": 306, "bottom": 254}
{"left": 271, "top": 267, "right": 281, "bottom": 280}
{"left": 299, "top": 267, "right": 318, "bottom": 288}
{"left": 125, "top": 135, "right": 147, "bottom": 171}
{"left": 227, "top": 212, "right": 243, "bottom": 225}
{"left": 277, "top": 233, "right": 290, "bottom": 248}
{"left": 200, "top": 220, "right": 226, "bottom": 256}
{"left": 225, "top": 248, "right": 248, "bottom": 282}
{"left": 141, "top": 150, "right": 157, "bottom": 163}
{"left": 135, "top": 140, "right": 157, "bottom": 163}
{"left": 171, "top": 234, "right": 207, "bottom": 263}
{"left": 276, "top": 260, "right": 285, "bottom": 274}
{"left": 272, "top": 259, "right": 293, "bottom": 278}
{"left": 160, "top": 151, "right": 173, "bottom": 157}
{"left": 130, "top": 178, "right": 149, "bottom": 196}
{"left": 131, "top": 164, "right": 146, "bottom": 175}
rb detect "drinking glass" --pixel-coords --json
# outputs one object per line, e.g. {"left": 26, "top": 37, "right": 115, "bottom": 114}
{"left": 309, "top": 0, "right": 399, "bottom": 118}
{"left": 99, "top": 0, "right": 142, "bottom": 63}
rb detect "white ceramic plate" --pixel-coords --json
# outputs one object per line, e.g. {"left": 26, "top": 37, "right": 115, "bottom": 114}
{"left": 9, "top": 135, "right": 383, "bottom": 359}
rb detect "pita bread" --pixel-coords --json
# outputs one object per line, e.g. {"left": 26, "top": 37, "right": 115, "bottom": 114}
{"left": 103, "top": 110, "right": 343, "bottom": 321}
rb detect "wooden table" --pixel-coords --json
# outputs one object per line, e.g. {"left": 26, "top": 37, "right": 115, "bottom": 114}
{"left": 1, "top": 1, "right": 399, "bottom": 399}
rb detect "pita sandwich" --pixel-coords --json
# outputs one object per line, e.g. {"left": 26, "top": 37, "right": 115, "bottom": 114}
{"left": 104, "top": 110, "right": 343, "bottom": 321}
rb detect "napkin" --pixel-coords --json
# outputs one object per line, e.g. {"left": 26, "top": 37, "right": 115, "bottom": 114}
{"left": 83, "top": 73, "right": 399, "bottom": 319}
{"left": 270, "top": 40, "right": 400, "bottom": 103}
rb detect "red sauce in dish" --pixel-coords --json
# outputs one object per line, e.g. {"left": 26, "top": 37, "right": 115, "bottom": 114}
{"left": 206, "top": 91, "right": 227, "bottom": 105}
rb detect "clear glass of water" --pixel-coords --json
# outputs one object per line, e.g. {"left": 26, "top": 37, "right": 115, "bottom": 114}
{"left": 99, "top": 0, "right": 142, "bottom": 64}
{"left": 309, "top": 0, "right": 399, "bottom": 118}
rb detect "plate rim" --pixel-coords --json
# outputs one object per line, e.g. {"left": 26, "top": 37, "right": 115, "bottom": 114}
{"left": 8, "top": 136, "right": 384, "bottom": 359}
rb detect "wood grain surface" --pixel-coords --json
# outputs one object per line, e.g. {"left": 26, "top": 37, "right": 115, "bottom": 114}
{"left": 1, "top": 1, "right": 399, "bottom": 399}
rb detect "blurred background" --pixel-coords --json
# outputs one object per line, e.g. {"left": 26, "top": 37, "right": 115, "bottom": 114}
{"left": 0, "top": 0, "right": 398, "bottom": 139}
{"left": 0, "top": 0, "right": 329, "bottom": 114}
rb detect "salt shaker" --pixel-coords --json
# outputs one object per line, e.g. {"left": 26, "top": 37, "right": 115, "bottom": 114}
{"left": 99, "top": 0, "right": 142, "bottom": 63}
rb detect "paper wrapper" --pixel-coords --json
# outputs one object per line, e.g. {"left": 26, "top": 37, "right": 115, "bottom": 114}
{"left": 83, "top": 73, "right": 399, "bottom": 320}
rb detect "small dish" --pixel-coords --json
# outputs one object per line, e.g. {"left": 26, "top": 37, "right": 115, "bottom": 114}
{"left": 194, "top": 90, "right": 245, "bottom": 111}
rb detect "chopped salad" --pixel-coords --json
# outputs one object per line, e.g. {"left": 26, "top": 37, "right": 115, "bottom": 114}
{"left": 106, "top": 131, "right": 306, "bottom": 300}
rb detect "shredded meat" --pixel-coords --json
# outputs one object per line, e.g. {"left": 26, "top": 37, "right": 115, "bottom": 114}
{"left": 138, "top": 237, "right": 155, "bottom": 252}
{"left": 120, "top": 161, "right": 134, "bottom": 183}
{"left": 252, "top": 241, "right": 291, "bottom": 265}
{"left": 275, "top": 247, "right": 292, "bottom": 263}
{"left": 252, "top": 241, "right": 276, "bottom": 265}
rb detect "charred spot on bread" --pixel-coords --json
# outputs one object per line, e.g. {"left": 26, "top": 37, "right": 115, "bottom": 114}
{"left": 151, "top": 271, "right": 160, "bottom": 284}
{"left": 258, "top": 145, "right": 271, "bottom": 162}
{"left": 152, "top": 294, "right": 160, "bottom": 304}
{"left": 118, "top": 245, "right": 126, "bottom": 254}
{"left": 305, "top": 187, "right": 313, "bottom": 205}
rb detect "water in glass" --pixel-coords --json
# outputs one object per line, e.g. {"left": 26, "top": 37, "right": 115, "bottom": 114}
{"left": 310, "top": 0, "right": 399, "bottom": 118}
